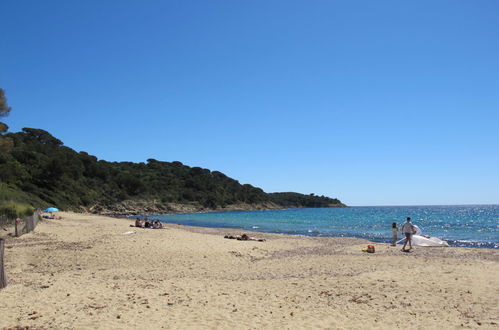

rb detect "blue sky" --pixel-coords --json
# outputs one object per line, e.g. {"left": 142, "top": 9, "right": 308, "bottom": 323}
{"left": 1, "top": 0, "right": 498, "bottom": 206}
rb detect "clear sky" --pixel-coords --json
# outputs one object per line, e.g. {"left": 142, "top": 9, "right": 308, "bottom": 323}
{"left": 1, "top": 0, "right": 498, "bottom": 206}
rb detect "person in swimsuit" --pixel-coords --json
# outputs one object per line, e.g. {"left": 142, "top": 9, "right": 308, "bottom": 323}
{"left": 224, "top": 234, "right": 265, "bottom": 242}
{"left": 401, "top": 217, "right": 415, "bottom": 251}
{"left": 391, "top": 222, "right": 399, "bottom": 246}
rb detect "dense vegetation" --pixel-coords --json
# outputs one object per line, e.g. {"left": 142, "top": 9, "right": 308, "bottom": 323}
{"left": 0, "top": 128, "right": 345, "bottom": 213}
{"left": 0, "top": 87, "right": 344, "bottom": 214}
{"left": 268, "top": 192, "right": 344, "bottom": 208}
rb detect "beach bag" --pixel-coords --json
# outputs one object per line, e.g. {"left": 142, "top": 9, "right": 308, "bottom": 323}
{"left": 367, "top": 245, "right": 375, "bottom": 253}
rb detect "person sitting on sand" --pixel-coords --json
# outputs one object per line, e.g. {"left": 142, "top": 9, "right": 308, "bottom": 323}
{"left": 144, "top": 219, "right": 151, "bottom": 228}
{"left": 240, "top": 234, "right": 265, "bottom": 241}
{"left": 224, "top": 234, "right": 265, "bottom": 242}
{"left": 401, "top": 217, "right": 415, "bottom": 251}
{"left": 152, "top": 220, "right": 163, "bottom": 229}
{"left": 135, "top": 218, "right": 143, "bottom": 228}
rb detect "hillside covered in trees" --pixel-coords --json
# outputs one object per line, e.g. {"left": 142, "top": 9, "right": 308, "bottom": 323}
{"left": 0, "top": 128, "right": 345, "bottom": 214}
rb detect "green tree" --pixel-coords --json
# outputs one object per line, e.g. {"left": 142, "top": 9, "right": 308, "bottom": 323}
{"left": 0, "top": 127, "right": 346, "bottom": 211}
{"left": 22, "top": 128, "right": 63, "bottom": 146}
{"left": 0, "top": 89, "right": 13, "bottom": 152}
{"left": 0, "top": 88, "right": 11, "bottom": 133}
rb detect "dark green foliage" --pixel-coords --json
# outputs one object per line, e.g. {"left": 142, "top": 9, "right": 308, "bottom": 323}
{"left": 0, "top": 128, "right": 345, "bottom": 211}
{"left": 268, "top": 192, "right": 345, "bottom": 208}
{"left": 0, "top": 89, "right": 10, "bottom": 116}
{"left": 0, "top": 89, "right": 12, "bottom": 154}
{"left": 22, "top": 128, "right": 63, "bottom": 146}
{"left": 0, "top": 201, "right": 33, "bottom": 219}
{"left": 0, "top": 89, "right": 11, "bottom": 134}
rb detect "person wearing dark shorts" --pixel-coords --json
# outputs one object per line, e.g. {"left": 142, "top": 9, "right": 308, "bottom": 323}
{"left": 401, "top": 217, "right": 415, "bottom": 251}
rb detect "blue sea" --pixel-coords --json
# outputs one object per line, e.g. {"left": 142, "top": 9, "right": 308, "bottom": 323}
{"left": 151, "top": 205, "right": 499, "bottom": 249}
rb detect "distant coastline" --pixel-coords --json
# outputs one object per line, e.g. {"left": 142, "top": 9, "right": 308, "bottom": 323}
{"left": 95, "top": 200, "right": 347, "bottom": 217}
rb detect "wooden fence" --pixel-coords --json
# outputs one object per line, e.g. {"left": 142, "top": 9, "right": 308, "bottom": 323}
{"left": 1, "top": 212, "right": 39, "bottom": 233}
{"left": 0, "top": 238, "right": 6, "bottom": 289}
{"left": 15, "top": 211, "right": 41, "bottom": 237}
{"left": 0, "top": 210, "right": 41, "bottom": 289}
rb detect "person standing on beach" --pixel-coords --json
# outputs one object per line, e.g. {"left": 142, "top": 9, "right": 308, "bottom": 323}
{"left": 391, "top": 222, "right": 399, "bottom": 246}
{"left": 401, "top": 217, "right": 415, "bottom": 251}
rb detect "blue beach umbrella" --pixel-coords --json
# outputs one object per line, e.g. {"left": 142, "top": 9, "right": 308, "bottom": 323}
{"left": 44, "top": 207, "right": 59, "bottom": 212}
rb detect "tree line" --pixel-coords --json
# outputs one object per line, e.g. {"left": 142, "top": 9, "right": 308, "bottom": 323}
{"left": 0, "top": 128, "right": 344, "bottom": 212}
{"left": 0, "top": 89, "right": 345, "bottom": 214}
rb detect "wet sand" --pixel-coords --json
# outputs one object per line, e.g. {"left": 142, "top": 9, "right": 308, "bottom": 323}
{"left": 1, "top": 212, "right": 498, "bottom": 329}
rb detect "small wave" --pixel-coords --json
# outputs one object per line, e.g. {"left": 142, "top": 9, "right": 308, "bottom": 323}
{"left": 449, "top": 240, "right": 498, "bottom": 249}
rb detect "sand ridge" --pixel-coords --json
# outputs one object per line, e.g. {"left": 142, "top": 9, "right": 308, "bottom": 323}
{"left": 0, "top": 212, "right": 498, "bottom": 329}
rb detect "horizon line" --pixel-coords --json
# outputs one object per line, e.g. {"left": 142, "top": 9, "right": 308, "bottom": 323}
{"left": 347, "top": 203, "right": 498, "bottom": 207}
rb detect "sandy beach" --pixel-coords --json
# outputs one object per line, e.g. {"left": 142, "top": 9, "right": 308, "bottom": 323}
{"left": 1, "top": 212, "right": 498, "bottom": 329}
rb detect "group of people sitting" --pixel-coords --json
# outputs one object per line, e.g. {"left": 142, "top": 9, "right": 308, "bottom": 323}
{"left": 42, "top": 213, "right": 63, "bottom": 220}
{"left": 135, "top": 218, "right": 164, "bottom": 229}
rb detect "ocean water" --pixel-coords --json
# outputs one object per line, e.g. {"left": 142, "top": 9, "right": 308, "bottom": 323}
{"left": 151, "top": 205, "right": 499, "bottom": 249}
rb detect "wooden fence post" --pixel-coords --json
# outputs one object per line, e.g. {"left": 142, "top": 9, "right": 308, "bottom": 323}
{"left": 0, "top": 238, "right": 7, "bottom": 289}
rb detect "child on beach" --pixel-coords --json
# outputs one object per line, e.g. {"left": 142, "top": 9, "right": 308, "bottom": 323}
{"left": 391, "top": 222, "right": 399, "bottom": 246}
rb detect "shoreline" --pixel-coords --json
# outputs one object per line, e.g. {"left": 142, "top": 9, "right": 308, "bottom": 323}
{"left": 131, "top": 209, "right": 499, "bottom": 251}
{"left": 147, "top": 220, "right": 499, "bottom": 250}
{"left": 1, "top": 212, "right": 498, "bottom": 329}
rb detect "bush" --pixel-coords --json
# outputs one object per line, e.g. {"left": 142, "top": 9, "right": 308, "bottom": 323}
{"left": 0, "top": 201, "right": 34, "bottom": 219}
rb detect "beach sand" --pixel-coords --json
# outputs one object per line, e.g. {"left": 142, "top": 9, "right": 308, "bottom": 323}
{"left": 1, "top": 212, "right": 498, "bottom": 329}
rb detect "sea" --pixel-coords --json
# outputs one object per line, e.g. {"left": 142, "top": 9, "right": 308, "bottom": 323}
{"left": 150, "top": 205, "right": 499, "bottom": 249}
